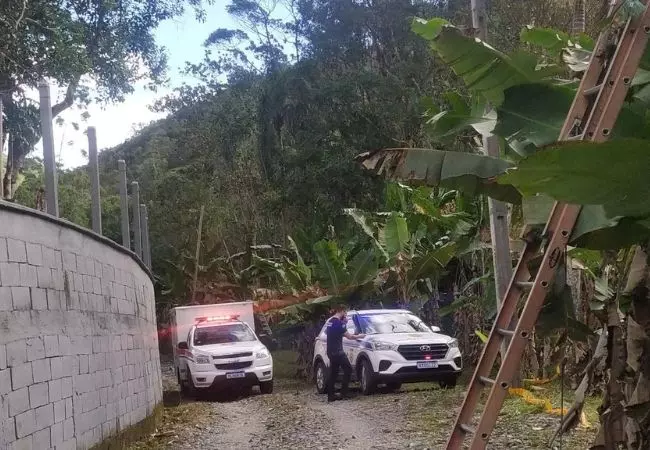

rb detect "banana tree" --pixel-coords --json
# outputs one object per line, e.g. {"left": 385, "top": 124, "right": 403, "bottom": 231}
{"left": 361, "top": 16, "right": 650, "bottom": 249}
{"left": 343, "top": 182, "right": 484, "bottom": 320}
{"left": 500, "top": 139, "right": 650, "bottom": 448}
{"left": 357, "top": 14, "right": 650, "bottom": 447}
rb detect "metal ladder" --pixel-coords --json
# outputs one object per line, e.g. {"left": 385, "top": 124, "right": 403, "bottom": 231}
{"left": 446, "top": 2, "right": 650, "bottom": 449}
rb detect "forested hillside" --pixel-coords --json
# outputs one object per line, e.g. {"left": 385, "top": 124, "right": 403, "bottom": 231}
{"left": 9, "top": 1, "right": 650, "bottom": 446}
{"left": 11, "top": 0, "right": 593, "bottom": 313}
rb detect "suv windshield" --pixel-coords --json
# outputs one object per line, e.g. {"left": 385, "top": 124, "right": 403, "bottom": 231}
{"left": 193, "top": 323, "right": 256, "bottom": 346}
{"left": 357, "top": 313, "right": 431, "bottom": 334}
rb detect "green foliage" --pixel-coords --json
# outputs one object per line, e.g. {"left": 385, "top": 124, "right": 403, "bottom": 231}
{"left": 379, "top": 213, "right": 410, "bottom": 258}
{"left": 495, "top": 83, "right": 575, "bottom": 156}
{"left": 1, "top": 0, "right": 207, "bottom": 198}
{"left": 520, "top": 26, "right": 570, "bottom": 54}
{"left": 361, "top": 17, "right": 650, "bottom": 251}
{"left": 412, "top": 18, "right": 559, "bottom": 106}
{"left": 498, "top": 139, "right": 650, "bottom": 218}
{"left": 424, "top": 92, "right": 496, "bottom": 141}
{"left": 359, "top": 148, "right": 519, "bottom": 203}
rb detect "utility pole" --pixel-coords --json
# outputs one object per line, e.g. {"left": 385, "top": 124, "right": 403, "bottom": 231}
{"left": 87, "top": 127, "right": 102, "bottom": 235}
{"left": 471, "top": 0, "right": 515, "bottom": 363}
{"left": 131, "top": 181, "right": 142, "bottom": 258}
{"left": 39, "top": 81, "right": 59, "bottom": 217}
{"left": 118, "top": 160, "right": 130, "bottom": 249}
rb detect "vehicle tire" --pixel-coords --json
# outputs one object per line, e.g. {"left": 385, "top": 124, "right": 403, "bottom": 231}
{"left": 241, "top": 386, "right": 253, "bottom": 396}
{"left": 315, "top": 360, "right": 328, "bottom": 394}
{"left": 260, "top": 380, "right": 274, "bottom": 394}
{"left": 386, "top": 382, "right": 402, "bottom": 392}
{"left": 439, "top": 376, "right": 458, "bottom": 389}
{"left": 360, "top": 359, "right": 377, "bottom": 395}
{"left": 177, "top": 368, "right": 184, "bottom": 391}
{"left": 183, "top": 369, "right": 198, "bottom": 398}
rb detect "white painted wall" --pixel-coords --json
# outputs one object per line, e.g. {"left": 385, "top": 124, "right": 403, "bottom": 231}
{"left": 0, "top": 204, "right": 162, "bottom": 450}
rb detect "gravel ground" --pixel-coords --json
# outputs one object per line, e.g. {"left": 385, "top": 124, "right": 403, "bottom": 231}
{"left": 130, "top": 358, "right": 597, "bottom": 450}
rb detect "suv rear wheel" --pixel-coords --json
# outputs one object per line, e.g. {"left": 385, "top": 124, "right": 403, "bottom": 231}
{"left": 360, "top": 359, "right": 376, "bottom": 395}
{"left": 386, "top": 382, "right": 401, "bottom": 392}
{"left": 315, "top": 360, "right": 328, "bottom": 394}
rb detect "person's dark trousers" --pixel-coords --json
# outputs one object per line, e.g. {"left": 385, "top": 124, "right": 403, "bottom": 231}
{"left": 327, "top": 352, "right": 352, "bottom": 401}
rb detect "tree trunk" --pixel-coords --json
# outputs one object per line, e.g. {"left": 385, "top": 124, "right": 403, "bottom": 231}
{"left": 191, "top": 205, "right": 205, "bottom": 304}
{"left": 572, "top": 0, "right": 586, "bottom": 35}
{"left": 2, "top": 79, "right": 78, "bottom": 200}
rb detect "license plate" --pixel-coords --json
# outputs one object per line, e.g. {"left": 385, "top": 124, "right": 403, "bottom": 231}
{"left": 226, "top": 372, "right": 245, "bottom": 379}
{"left": 417, "top": 361, "right": 438, "bottom": 369}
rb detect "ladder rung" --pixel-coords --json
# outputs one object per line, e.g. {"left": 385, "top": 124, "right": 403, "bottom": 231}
{"left": 459, "top": 423, "right": 476, "bottom": 434}
{"left": 565, "top": 133, "right": 585, "bottom": 141}
{"left": 497, "top": 328, "right": 514, "bottom": 337}
{"left": 583, "top": 83, "right": 603, "bottom": 96}
{"left": 479, "top": 376, "right": 495, "bottom": 386}
{"left": 515, "top": 281, "right": 534, "bottom": 290}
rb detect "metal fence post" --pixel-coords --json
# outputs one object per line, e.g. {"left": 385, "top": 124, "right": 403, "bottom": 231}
{"left": 38, "top": 80, "right": 59, "bottom": 217}
{"left": 87, "top": 127, "right": 102, "bottom": 234}
{"left": 140, "top": 204, "right": 152, "bottom": 268}
{"left": 131, "top": 181, "right": 142, "bottom": 258}
{"left": 118, "top": 160, "right": 130, "bottom": 249}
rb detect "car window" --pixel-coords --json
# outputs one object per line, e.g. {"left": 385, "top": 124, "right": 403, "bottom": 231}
{"left": 193, "top": 323, "right": 257, "bottom": 346}
{"left": 345, "top": 318, "right": 356, "bottom": 334}
{"left": 319, "top": 322, "right": 328, "bottom": 337}
{"left": 358, "top": 313, "right": 431, "bottom": 334}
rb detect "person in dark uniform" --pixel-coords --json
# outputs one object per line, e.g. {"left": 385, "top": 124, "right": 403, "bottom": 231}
{"left": 326, "top": 305, "right": 365, "bottom": 402}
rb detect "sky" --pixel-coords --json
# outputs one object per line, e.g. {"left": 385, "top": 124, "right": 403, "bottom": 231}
{"left": 43, "top": 1, "right": 239, "bottom": 168}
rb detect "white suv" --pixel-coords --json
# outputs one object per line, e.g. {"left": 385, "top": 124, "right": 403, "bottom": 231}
{"left": 313, "top": 309, "right": 462, "bottom": 395}
{"left": 176, "top": 316, "right": 274, "bottom": 396}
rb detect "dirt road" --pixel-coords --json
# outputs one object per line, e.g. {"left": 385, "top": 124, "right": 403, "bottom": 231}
{"left": 130, "top": 360, "right": 596, "bottom": 450}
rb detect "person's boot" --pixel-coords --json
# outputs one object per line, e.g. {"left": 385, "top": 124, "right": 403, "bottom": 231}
{"left": 340, "top": 387, "right": 355, "bottom": 400}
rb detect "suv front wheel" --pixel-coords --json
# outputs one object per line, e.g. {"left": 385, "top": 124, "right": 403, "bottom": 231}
{"left": 315, "top": 360, "right": 328, "bottom": 394}
{"left": 439, "top": 375, "right": 458, "bottom": 389}
{"left": 360, "top": 359, "right": 376, "bottom": 395}
{"left": 260, "top": 380, "right": 274, "bottom": 394}
{"left": 181, "top": 368, "right": 198, "bottom": 398}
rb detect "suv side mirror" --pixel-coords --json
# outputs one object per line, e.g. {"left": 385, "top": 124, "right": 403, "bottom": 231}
{"left": 178, "top": 341, "right": 189, "bottom": 350}
{"left": 430, "top": 326, "right": 441, "bottom": 333}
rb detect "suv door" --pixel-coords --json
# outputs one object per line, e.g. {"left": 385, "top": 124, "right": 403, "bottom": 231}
{"left": 314, "top": 324, "right": 329, "bottom": 367}
{"left": 342, "top": 316, "right": 360, "bottom": 370}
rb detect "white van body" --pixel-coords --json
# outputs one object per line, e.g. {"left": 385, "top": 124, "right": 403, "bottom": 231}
{"left": 171, "top": 302, "right": 273, "bottom": 395}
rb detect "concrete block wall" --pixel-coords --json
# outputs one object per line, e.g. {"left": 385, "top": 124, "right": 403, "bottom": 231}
{"left": 0, "top": 204, "right": 162, "bottom": 450}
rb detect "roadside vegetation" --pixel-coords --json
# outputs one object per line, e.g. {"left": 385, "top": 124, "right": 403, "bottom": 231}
{"left": 6, "top": 0, "right": 650, "bottom": 447}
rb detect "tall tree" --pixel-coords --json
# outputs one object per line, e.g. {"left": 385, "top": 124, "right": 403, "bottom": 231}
{"left": 0, "top": 0, "right": 208, "bottom": 198}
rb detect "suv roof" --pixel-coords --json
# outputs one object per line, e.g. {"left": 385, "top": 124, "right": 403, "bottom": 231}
{"left": 348, "top": 309, "right": 412, "bottom": 315}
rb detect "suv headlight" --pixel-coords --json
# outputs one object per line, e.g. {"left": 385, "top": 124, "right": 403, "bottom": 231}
{"left": 372, "top": 341, "right": 398, "bottom": 351}
{"left": 256, "top": 349, "right": 270, "bottom": 359}
{"left": 195, "top": 354, "right": 210, "bottom": 364}
{"left": 448, "top": 338, "right": 459, "bottom": 349}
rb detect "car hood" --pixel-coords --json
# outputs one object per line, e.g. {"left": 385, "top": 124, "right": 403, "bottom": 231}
{"left": 194, "top": 341, "right": 266, "bottom": 357}
{"left": 365, "top": 332, "right": 453, "bottom": 345}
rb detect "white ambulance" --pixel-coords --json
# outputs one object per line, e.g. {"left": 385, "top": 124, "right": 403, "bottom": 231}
{"left": 171, "top": 302, "right": 274, "bottom": 396}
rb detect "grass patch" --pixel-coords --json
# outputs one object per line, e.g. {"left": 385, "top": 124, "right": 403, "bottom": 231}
{"left": 126, "top": 400, "right": 209, "bottom": 449}
{"left": 413, "top": 381, "right": 600, "bottom": 449}
{"left": 272, "top": 349, "right": 301, "bottom": 379}
{"left": 502, "top": 380, "right": 600, "bottom": 424}
{"left": 496, "top": 381, "right": 599, "bottom": 449}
